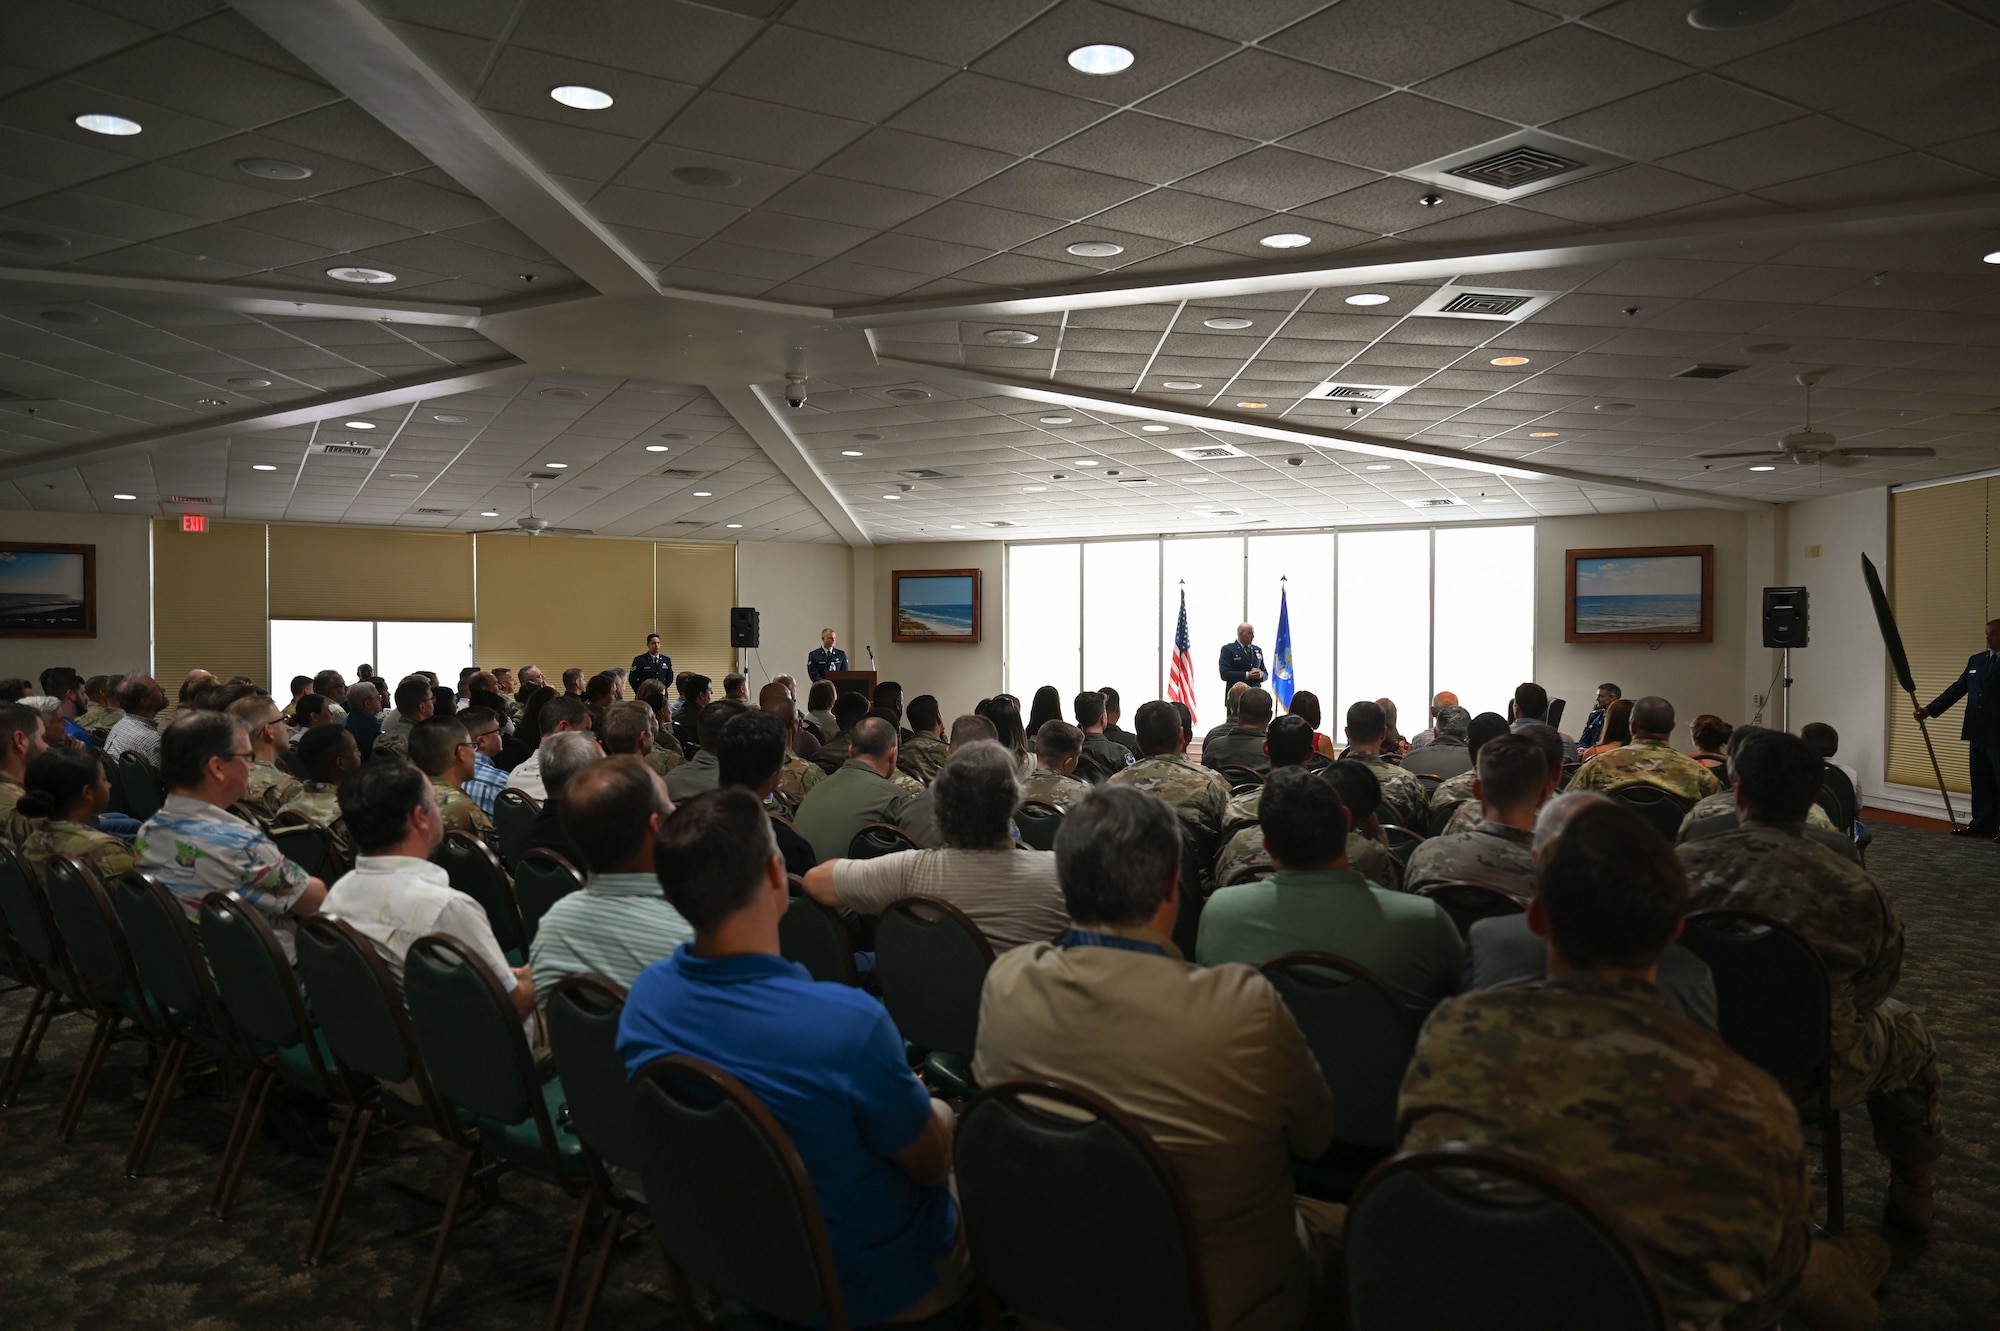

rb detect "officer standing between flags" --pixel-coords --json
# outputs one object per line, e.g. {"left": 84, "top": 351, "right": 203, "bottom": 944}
{"left": 1218, "top": 622, "right": 1266, "bottom": 714}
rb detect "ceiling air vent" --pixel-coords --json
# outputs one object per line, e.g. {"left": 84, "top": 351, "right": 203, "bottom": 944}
{"left": 1306, "top": 380, "right": 1411, "bottom": 402}
{"left": 163, "top": 495, "right": 215, "bottom": 504}
{"left": 1169, "top": 442, "right": 1248, "bottom": 461}
{"left": 657, "top": 467, "right": 712, "bottom": 479}
{"left": 1407, "top": 497, "right": 1463, "bottom": 509}
{"left": 309, "top": 441, "right": 375, "bottom": 457}
{"left": 1677, "top": 363, "right": 1748, "bottom": 379}
{"left": 980, "top": 520, "right": 1017, "bottom": 528}
{"left": 524, "top": 470, "right": 562, "bottom": 479}
{"left": 411, "top": 507, "right": 453, "bottom": 515}
{"left": 1115, "top": 477, "right": 1158, "bottom": 486}
{"left": 899, "top": 468, "right": 955, "bottom": 480}
{"left": 1412, "top": 285, "right": 1559, "bottom": 322}
{"left": 1407, "top": 129, "right": 1625, "bottom": 202}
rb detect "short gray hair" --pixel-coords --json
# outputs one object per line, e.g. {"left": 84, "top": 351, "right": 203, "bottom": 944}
{"left": 1054, "top": 785, "right": 1181, "bottom": 927}
{"left": 1533, "top": 790, "right": 1614, "bottom": 853}
{"left": 348, "top": 680, "right": 380, "bottom": 707}
{"left": 541, "top": 729, "right": 604, "bottom": 798}
{"left": 1434, "top": 705, "right": 1471, "bottom": 739}
{"left": 20, "top": 695, "right": 58, "bottom": 721}
{"left": 932, "top": 740, "right": 1020, "bottom": 849}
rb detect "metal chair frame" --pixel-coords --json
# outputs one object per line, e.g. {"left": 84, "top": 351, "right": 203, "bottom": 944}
{"left": 494, "top": 788, "right": 540, "bottom": 870}
{"left": 1414, "top": 881, "right": 1526, "bottom": 940}
{"left": 543, "top": 975, "right": 644, "bottom": 1331}
{"left": 847, "top": 821, "right": 923, "bottom": 859}
{"left": 1260, "top": 951, "right": 1418, "bottom": 1154}
{"left": 0, "top": 842, "right": 90, "bottom": 1108}
{"left": 432, "top": 831, "right": 528, "bottom": 961}
{"left": 515, "top": 847, "right": 586, "bottom": 945}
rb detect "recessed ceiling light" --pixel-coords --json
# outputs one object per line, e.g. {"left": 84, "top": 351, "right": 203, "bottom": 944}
{"left": 344, "top": 420, "right": 377, "bottom": 429}
{"left": 1203, "top": 317, "right": 1254, "bottom": 330}
{"left": 327, "top": 266, "right": 396, "bottom": 283}
{"left": 1749, "top": 464, "right": 1777, "bottom": 471}
{"left": 545, "top": 462, "right": 569, "bottom": 469}
{"left": 538, "top": 387, "right": 586, "bottom": 400}
{"left": 1237, "top": 401, "right": 1268, "bottom": 410}
{"left": 1141, "top": 423, "right": 1171, "bottom": 432}
{"left": 1040, "top": 415, "right": 1073, "bottom": 424}
{"left": 882, "top": 494, "right": 901, "bottom": 500}
{"left": 645, "top": 444, "right": 671, "bottom": 452}
{"left": 885, "top": 388, "right": 930, "bottom": 401}
{"left": 236, "top": 157, "right": 312, "bottom": 180}
{"left": 227, "top": 377, "right": 272, "bottom": 388}
{"left": 1259, "top": 233, "right": 1312, "bottom": 249}
{"left": 1184, "top": 476, "right": 1210, "bottom": 483}
{"left": 726, "top": 523, "right": 743, "bottom": 529}
{"left": 1161, "top": 380, "right": 1203, "bottom": 390}
{"left": 841, "top": 449, "right": 865, "bottom": 457}
{"left": 1490, "top": 356, "right": 1530, "bottom": 366}
{"left": 986, "top": 328, "right": 1039, "bottom": 345}
{"left": 1529, "top": 431, "right": 1560, "bottom": 438}
{"left": 1483, "top": 496, "right": 1506, "bottom": 504}
{"left": 389, "top": 472, "right": 420, "bottom": 480}
{"left": 1686, "top": 0, "right": 1792, "bottom": 30}
{"left": 1066, "top": 241, "right": 1124, "bottom": 257}
{"left": 1345, "top": 293, "right": 1391, "bottom": 306}
{"left": 1365, "top": 463, "right": 1394, "bottom": 471}
{"left": 1595, "top": 402, "right": 1636, "bottom": 412}
{"left": 75, "top": 113, "right": 141, "bottom": 136}
{"left": 1984, "top": 250, "right": 2000, "bottom": 264}
{"left": 671, "top": 165, "right": 740, "bottom": 188}
{"left": 949, "top": 524, "right": 966, "bottom": 529}
{"left": 1023, "top": 485, "right": 1047, "bottom": 492}
{"left": 251, "top": 464, "right": 278, "bottom": 472}
{"left": 549, "top": 84, "right": 614, "bottom": 110}
{"left": 481, "top": 511, "right": 500, "bottom": 517}
{"left": 195, "top": 397, "right": 227, "bottom": 406}
{"left": 433, "top": 414, "right": 468, "bottom": 423}
{"left": 1067, "top": 44, "right": 1135, "bottom": 75}
{"left": 113, "top": 493, "right": 136, "bottom": 501}
{"left": 693, "top": 490, "right": 713, "bottom": 496}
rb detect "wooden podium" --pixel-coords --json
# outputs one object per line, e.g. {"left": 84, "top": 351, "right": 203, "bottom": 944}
{"left": 826, "top": 669, "right": 877, "bottom": 703}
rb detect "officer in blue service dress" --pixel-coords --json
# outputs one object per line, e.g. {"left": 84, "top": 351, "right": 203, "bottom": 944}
{"left": 1917, "top": 617, "right": 2000, "bottom": 839}
{"left": 807, "top": 627, "right": 849, "bottom": 684}
{"left": 630, "top": 634, "right": 673, "bottom": 688}
{"left": 1218, "top": 622, "right": 1266, "bottom": 711}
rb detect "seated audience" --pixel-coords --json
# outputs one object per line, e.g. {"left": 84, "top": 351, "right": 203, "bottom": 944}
{"left": 1569, "top": 696, "right": 1722, "bottom": 801}
{"left": 666, "top": 699, "right": 744, "bottom": 802}
{"left": 1286, "top": 689, "right": 1338, "bottom": 762}
{"left": 153, "top": 669, "right": 213, "bottom": 731}
{"left": 1678, "top": 725, "right": 1847, "bottom": 852}
{"left": 1509, "top": 681, "right": 1579, "bottom": 763}
{"left": 1691, "top": 713, "right": 1734, "bottom": 779}
{"left": 1340, "top": 699, "right": 1429, "bottom": 829}
{"left": 311, "top": 669, "right": 350, "bottom": 722}
{"left": 282, "top": 724, "right": 361, "bottom": 838}
{"left": 530, "top": 756, "right": 690, "bottom": 998}
{"left": 806, "top": 741, "right": 1065, "bottom": 951}
{"left": 1401, "top": 705, "right": 1472, "bottom": 780}
{"left": 343, "top": 680, "right": 385, "bottom": 760}
{"left": 1377, "top": 695, "right": 1410, "bottom": 756}
{"left": 41, "top": 668, "right": 92, "bottom": 749}
{"left": 0, "top": 701, "right": 49, "bottom": 843}
{"left": 1026, "top": 685, "right": 1063, "bottom": 742}
{"left": 373, "top": 675, "right": 434, "bottom": 760}
{"left": 1577, "top": 680, "right": 1622, "bottom": 750}
{"left": 228, "top": 693, "right": 300, "bottom": 819}
{"left": 497, "top": 684, "right": 556, "bottom": 771}
{"left": 136, "top": 711, "right": 327, "bottom": 958}
{"left": 1425, "top": 711, "right": 1513, "bottom": 829}
{"left": 810, "top": 692, "right": 874, "bottom": 775}
{"left": 1201, "top": 684, "right": 1268, "bottom": 769}
{"left": 1212, "top": 714, "right": 1318, "bottom": 887}
{"left": 1801, "top": 721, "right": 1862, "bottom": 817}
{"left": 17, "top": 748, "right": 134, "bottom": 881}
{"left": 506, "top": 694, "right": 593, "bottom": 800}
{"left": 584, "top": 671, "right": 617, "bottom": 727}
{"left": 1407, "top": 690, "right": 1459, "bottom": 749}
{"left": 1203, "top": 683, "right": 1251, "bottom": 750}
{"left": 974, "top": 785, "right": 1340, "bottom": 1331}
{"left": 1021, "top": 719, "right": 1091, "bottom": 811}
{"left": 79, "top": 673, "right": 126, "bottom": 739}
{"left": 717, "top": 710, "right": 817, "bottom": 875}
{"left": 1107, "top": 700, "right": 1231, "bottom": 890}
{"left": 1578, "top": 696, "right": 1634, "bottom": 762}
{"left": 1318, "top": 759, "right": 1404, "bottom": 891}
{"left": 672, "top": 673, "right": 712, "bottom": 754}
{"left": 1098, "top": 685, "right": 1140, "bottom": 757}
{"left": 1073, "top": 690, "right": 1134, "bottom": 783}
{"left": 1403, "top": 732, "right": 1551, "bottom": 901}
{"left": 1458, "top": 792, "right": 1718, "bottom": 1031}
{"left": 292, "top": 693, "right": 332, "bottom": 735}
{"left": 793, "top": 717, "right": 914, "bottom": 863}
{"left": 1679, "top": 731, "right": 1941, "bottom": 1234}
{"left": 1401, "top": 799, "right": 1889, "bottom": 1331}
{"left": 756, "top": 687, "right": 822, "bottom": 813}
{"left": 975, "top": 695, "right": 1033, "bottom": 780}
{"left": 323, "top": 759, "right": 532, "bottom": 1023}
{"left": 618, "top": 790, "right": 963, "bottom": 1325}
{"left": 104, "top": 674, "right": 166, "bottom": 765}
{"left": 408, "top": 716, "right": 494, "bottom": 842}
{"left": 456, "top": 705, "right": 508, "bottom": 816}
{"left": 896, "top": 714, "right": 998, "bottom": 846}
{"left": 520, "top": 730, "right": 603, "bottom": 864}
{"left": 1200, "top": 766, "right": 1463, "bottom": 1013}
{"left": 803, "top": 680, "right": 839, "bottom": 742}
{"left": 896, "top": 694, "right": 948, "bottom": 785}
{"left": 562, "top": 667, "right": 585, "bottom": 698}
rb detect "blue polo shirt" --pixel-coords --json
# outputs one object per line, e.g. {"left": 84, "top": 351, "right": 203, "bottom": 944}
{"left": 617, "top": 947, "right": 952, "bottom": 1325}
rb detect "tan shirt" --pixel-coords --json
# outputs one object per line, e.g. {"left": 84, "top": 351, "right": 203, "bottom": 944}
{"left": 831, "top": 846, "right": 1067, "bottom": 952}
{"left": 974, "top": 925, "right": 1334, "bottom": 1331}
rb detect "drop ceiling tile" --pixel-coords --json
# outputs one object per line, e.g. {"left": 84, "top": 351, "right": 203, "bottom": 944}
{"left": 960, "top": 160, "right": 1152, "bottom": 220}
{"left": 507, "top": 0, "right": 762, "bottom": 84}
{"left": 712, "top": 25, "right": 954, "bottom": 122}
{"left": 763, "top": 174, "right": 938, "bottom": 229}
{"left": 837, "top": 231, "right": 996, "bottom": 277}
{"left": 475, "top": 45, "right": 696, "bottom": 142}
{"left": 1417, "top": 25, "right": 1691, "bottom": 124}
{"left": 781, "top": 0, "right": 1048, "bottom": 65}
{"left": 1753, "top": 153, "right": 1989, "bottom": 209}
{"left": 1174, "top": 147, "right": 1378, "bottom": 212}
{"left": 1267, "top": 0, "right": 1555, "bottom": 86}
{"left": 885, "top": 72, "right": 1108, "bottom": 157}
{"left": 1282, "top": 93, "right": 1514, "bottom": 173}
{"left": 1715, "top": 3, "right": 2000, "bottom": 113}
{"left": 710, "top": 210, "right": 876, "bottom": 258}
{"left": 654, "top": 90, "right": 871, "bottom": 171}
{"left": 615, "top": 143, "right": 801, "bottom": 207}
{"left": 1546, "top": 74, "right": 1801, "bottom": 162}
{"left": 1077, "top": 188, "right": 1269, "bottom": 244}
{"left": 1660, "top": 116, "right": 1905, "bottom": 191}
{"left": 1517, "top": 163, "right": 1732, "bottom": 224}
{"left": 817, "top": 129, "right": 1015, "bottom": 197}
{"left": 1139, "top": 50, "right": 1385, "bottom": 142}
{"left": 970, "top": 1, "right": 1237, "bottom": 101}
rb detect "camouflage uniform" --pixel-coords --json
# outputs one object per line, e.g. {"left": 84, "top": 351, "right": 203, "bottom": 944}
{"left": 79, "top": 703, "right": 125, "bottom": 741}
{"left": 242, "top": 759, "right": 301, "bottom": 822}
{"left": 1567, "top": 738, "right": 1724, "bottom": 802}
{"left": 1400, "top": 973, "right": 1812, "bottom": 1331}
{"left": 766, "top": 750, "right": 825, "bottom": 817}
{"left": 1679, "top": 821, "right": 1942, "bottom": 1167}
{"left": 1681, "top": 789, "right": 1837, "bottom": 835}
{"left": 1427, "top": 769, "right": 1477, "bottom": 820}
{"left": 1442, "top": 800, "right": 1483, "bottom": 836}
{"left": 1353, "top": 753, "right": 1428, "bottom": 830}
{"left": 812, "top": 731, "right": 852, "bottom": 775}
{"left": 0, "top": 773, "right": 28, "bottom": 846}
{"left": 1201, "top": 725, "right": 1270, "bottom": 775}
{"left": 433, "top": 777, "right": 494, "bottom": 843}
{"left": 278, "top": 781, "right": 355, "bottom": 860}
{"left": 1211, "top": 784, "right": 1402, "bottom": 891}
{"left": 897, "top": 731, "right": 948, "bottom": 786}
{"left": 642, "top": 744, "right": 687, "bottom": 778}
{"left": 1020, "top": 766, "right": 1091, "bottom": 811}
{"left": 21, "top": 818, "right": 135, "bottom": 882}
{"left": 1402, "top": 819, "right": 1535, "bottom": 902}
{"left": 1108, "top": 754, "right": 1230, "bottom": 889}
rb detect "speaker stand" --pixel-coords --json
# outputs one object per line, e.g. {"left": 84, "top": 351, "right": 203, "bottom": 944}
{"left": 1779, "top": 646, "right": 1792, "bottom": 733}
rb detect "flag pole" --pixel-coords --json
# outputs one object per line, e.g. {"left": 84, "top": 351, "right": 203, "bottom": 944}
{"left": 1862, "top": 553, "right": 1961, "bottom": 830}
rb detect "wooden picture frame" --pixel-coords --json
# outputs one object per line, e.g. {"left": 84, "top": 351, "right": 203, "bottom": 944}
{"left": 0, "top": 541, "right": 97, "bottom": 639}
{"left": 1565, "top": 545, "right": 1713, "bottom": 644}
{"left": 892, "top": 568, "right": 982, "bottom": 644}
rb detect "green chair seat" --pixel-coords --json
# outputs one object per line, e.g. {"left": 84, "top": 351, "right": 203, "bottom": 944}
{"left": 921, "top": 1050, "right": 977, "bottom": 1102}
{"left": 271, "top": 1028, "right": 339, "bottom": 1093}
{"left": 469, "top": 1074, "right": 586, "bottom": 1175}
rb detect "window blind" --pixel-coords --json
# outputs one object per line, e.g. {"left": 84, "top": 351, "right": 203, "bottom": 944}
{"left": 269, "top": 526, "right": 473, "bottom": 620}
{"left": 473, "top": 535, "right": 657, "bottom": 680}
{"left": 656, "top": 542, "right": 737, "bottom": 687}
{"left": 152, "top": 519, "right": 268, "bottom": 688}
{"left": 1887, "top": 480, "right": 1987, "bottom": 793}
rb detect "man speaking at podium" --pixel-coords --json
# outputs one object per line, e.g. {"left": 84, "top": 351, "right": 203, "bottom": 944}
{"left": 807, "top": 627, "right": 849, "bottom": 684}
{"left": 1219, "top": 622, "right": 1266, "bottom": 711}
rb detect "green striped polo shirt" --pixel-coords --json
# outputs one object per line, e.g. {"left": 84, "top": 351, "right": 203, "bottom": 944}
{"left": 527, "top": 872, "right": 694, "bottom": 1005}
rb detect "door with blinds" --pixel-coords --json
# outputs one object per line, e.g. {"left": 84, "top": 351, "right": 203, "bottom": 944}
{"left": 1887, "top": 477, "right": 1999, "bottom": 794}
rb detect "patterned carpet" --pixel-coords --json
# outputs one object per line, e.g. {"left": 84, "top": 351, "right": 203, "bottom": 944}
{"left": 0, "top": 817, "right": 1994, "bottom": 1330}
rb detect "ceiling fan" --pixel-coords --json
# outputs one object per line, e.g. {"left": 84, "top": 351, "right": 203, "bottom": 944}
{"left": 470, "top": 481, "right": 596, "bottom": 536}
{"left": 1697, "top": 372, "right": 1936, "bottom": 468}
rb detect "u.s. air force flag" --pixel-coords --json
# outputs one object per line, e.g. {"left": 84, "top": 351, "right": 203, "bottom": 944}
{"left": 1273, "top": 582, "right": 1295, "bottom": 712}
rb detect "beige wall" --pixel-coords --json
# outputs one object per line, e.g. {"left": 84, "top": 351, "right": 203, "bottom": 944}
{"left": 0, "top": 510, "right": 153, "bottom": 683}
{"left": 1533, "top": 509, "right": 1760, "bottom": 734}
{"left": 870, "top": 540, "right": 1005, "bottom": 718}
{"left": 736, "top": 540, "right": 851, "bottom": 697}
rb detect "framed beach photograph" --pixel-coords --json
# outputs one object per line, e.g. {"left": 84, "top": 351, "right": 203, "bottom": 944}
{"left": 1565, "top": 546, "right": 1713, "bottom": 644}
{"left": 892, "top": 568, "right": 982, "bottom": 644}
{"left": 0, "top": 541, "right": 96, "bottom": 638}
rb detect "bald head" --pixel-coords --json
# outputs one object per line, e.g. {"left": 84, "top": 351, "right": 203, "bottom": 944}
{"left": 1533, "top": 790, "right": 1615, "bottom": 854}
{"left": 850, "top": 715, "right": 898, "bottom": 766}
{"left": 1630, "top": 695, "right": 1675, "bottom": 738}
{"left": 559, "top": 756, "right": 672, "bottom": 875}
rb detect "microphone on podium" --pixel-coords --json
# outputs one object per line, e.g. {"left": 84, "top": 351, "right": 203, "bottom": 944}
{"left": 866, "top": 645, "right": 876, "bottom": 664}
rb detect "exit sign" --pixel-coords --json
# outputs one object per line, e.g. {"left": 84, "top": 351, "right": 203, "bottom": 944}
{"left": 180, "top": 514, "right": 207, "bottom": 533}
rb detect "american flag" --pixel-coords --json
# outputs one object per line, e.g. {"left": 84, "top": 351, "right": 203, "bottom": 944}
{"left": 1168, "top": 585, "right": 1197, "bottom": 727}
